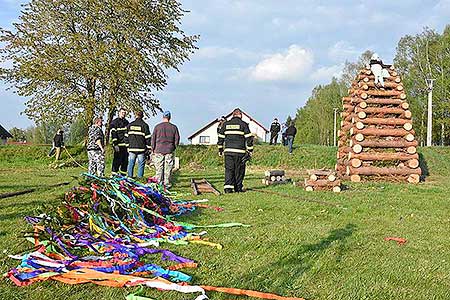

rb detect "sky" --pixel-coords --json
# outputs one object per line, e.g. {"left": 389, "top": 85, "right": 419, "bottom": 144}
{"left": 1, "top": 0, "right": 450, "bottom": 141}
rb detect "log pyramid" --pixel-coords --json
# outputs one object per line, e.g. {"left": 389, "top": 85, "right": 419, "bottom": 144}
{"left": 335, "top": 65, "right": 421, "bottom": 183}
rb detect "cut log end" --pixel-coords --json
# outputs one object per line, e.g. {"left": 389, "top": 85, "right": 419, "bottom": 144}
{"left": 353, "top": 144, "right": 363, "bottom": 154}
{"left": 357, "top": 111, "right": 367, "bottom": 119}
{"left": 305, "top": 186, "right": 314, "bottom": 192}
{"left": 355, "top": 133, "right": 365, "bottom": 142}
{"left": 351, "top": 158, "right": 362, "bottom": 168}
{"left": 407, "top": 159, "right": 420, "bottom": 169}
{"left": 403, "top": 123, "right": 413, "bottom": 131}
{"left": 407, "top": 146, "right": 417, "bottom": 154}
{"left": 401, "top": 102, "right": 410, "bottom": 109}
{"left": 310, "top": 174, "right": 318, "bottom": 181}
{"left": 333, "top": 186, "right": 342, "bottom": 193}
{"left": 328, "top": 174, "right": 337, "bottom": 182}
{"left": 405, "top": 133, "right": 415, "bottom": 142}
{"left": 408, "top": 174, "right": 420, "bottom": 184}
{"left": 350, "top": 174, "right": 361, "bottom": 182}
{"left": 359, "top": 101, "right": 368, "bottom": 109}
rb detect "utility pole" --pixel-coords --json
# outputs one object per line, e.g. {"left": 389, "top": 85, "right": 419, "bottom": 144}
{"left": 333, "top": 108, "right": 338, "bottom": 147}
{"left": 426, "top": 78, "right": 435, "bottom": 146}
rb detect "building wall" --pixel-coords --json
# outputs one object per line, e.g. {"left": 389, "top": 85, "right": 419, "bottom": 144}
{"left": 190, "top": 117, "right": 268, "bottom": 145}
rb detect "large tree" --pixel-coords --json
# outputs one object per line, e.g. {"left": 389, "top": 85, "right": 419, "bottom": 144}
{"left": 0, "top": 0, "right": 198, "bottom": 131}
{"left": 394, "top": 26, "right": 450, "bottom": 145}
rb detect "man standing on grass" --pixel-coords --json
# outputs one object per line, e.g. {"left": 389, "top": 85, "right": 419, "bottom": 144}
{"left": 110, "top": 108, "right": 129, "bottom": 176}
{"left": 269, "top": 118, "right": 281, "bottom": 145}
{"left": 152, "top": 111, "right": 180, "bottom": 189}
{"left": 53, "top": 128, "right": 65, "bottom": 161}
{"left": 285, "top": 121, "right": 297, "bottom": 154}
{"left": 217, "top": 108, "right": 253, "bottom": 193}
{"left": 87, "top": 117, "right": 105, "bottom": 176}
{"left": 125, "top": 111, "right": 151, "bottom": 178}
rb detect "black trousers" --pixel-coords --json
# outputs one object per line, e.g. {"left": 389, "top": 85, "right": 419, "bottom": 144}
{"left": 270, "top": 132, "right": 279, "bottom": 144}
{"left": 224, "top": 154, "right": 246, "bottom": 192}
{"left": 112, "top": 146, "right": 128, "bottom": 174}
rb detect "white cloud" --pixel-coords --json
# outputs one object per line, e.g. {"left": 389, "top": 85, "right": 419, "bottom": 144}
{"left": 248, "top": 45, "right": 314, "bottom": 82}
{"left": 195, "top": 46, "right": 258, "bottom": 60}
{"left": 310, "top": 64, "right": 344, "bottom": 82}
{"left": 328, "top": 41, "right": 361, "bottom": 61}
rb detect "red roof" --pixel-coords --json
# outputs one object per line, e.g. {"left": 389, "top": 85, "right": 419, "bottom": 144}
{"left": 188, "top": 108, "right": 269, "bottom": 140}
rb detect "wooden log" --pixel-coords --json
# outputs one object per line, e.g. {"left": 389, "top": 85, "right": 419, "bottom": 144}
{"left": 349, "top": 152, "right": 419, "bottom": 161}
{"left": 353, "top": 98, "right": 405, "bottom": 106}
{"left": 347, "top": 166, "right": 421, "bottom": 176}
{"left": 355, "top": 139, "right": 418, "bottom": 148}
{"left": 354, "top": 107, "right": 412, "bottom": 119}
{"left": 350, "top": 127, "right": 415, "bottom": 138}
{"left": 328, "top": 174, "right": 337, "bottom": 182}
{"left": 358, "top": 81, "right": 404, "bottom": 90}
{"left": 358, "top": 74, "right": 401, "bottom": 83}
{"left": 310, "top": 174, "right": 318, "bottom": 181}
{"left": 355, "top": 122, "right": 365, "bottom": 130}
{"left": 364, "top": 90, "right": 406, "bottom": 98}
{"left": 343, "top": 104, "right": 354, "bottom": 111}
{"left": 407, "top": 159, "right": 420, "bottom": 169}
{"left": 354, "top": 133, "right": 364, "bottom": 141}
{"left": 350, "top": 174, "right": 361, "bottom": 182}
{"left": 354, "top": 117, "right": 412, "bottom": 127}
{"left": 351, "top": 158, "right": 362, "bottom": 168}
{"left": 408, "top": 174, "right": 420, "bottom": 184}
{"left": 304, "top": 179, "right": 341, "bottom": 187}
{"left": 305, "top": 186, "right": 314, "bottom": 192}
{"left": 333, "top": 186, "right": 342, "bottom": 193}
{"left": 307, "top": 169, "right": 335, "bottom": 176}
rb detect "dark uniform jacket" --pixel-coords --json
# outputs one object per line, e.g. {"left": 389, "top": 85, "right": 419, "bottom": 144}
{"left": 110, "top": 117, "right": 129, "bottom": 147}
{"left": 125, "top": 118, "right": 151, "bottom": 153}
{"left": 270, "top": 121, "right": 281, "bottom": 134}
{"left": 217, "top": 117, "right": 253, "bottom": 156}
{"left": 53, "top": 133, "right": 64, "bottom": 147}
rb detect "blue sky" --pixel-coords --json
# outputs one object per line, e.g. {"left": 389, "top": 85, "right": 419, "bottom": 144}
{"left": 1, "top": 0, "right": 450, "bottom": 141}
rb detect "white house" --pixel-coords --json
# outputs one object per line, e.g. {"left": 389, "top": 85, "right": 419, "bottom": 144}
{"left": 188, "top": 108, "right": 269, "bottom": 145}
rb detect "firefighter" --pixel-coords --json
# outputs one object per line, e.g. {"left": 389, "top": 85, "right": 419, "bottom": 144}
{"left": 217, "top": 108, "right": 253, "bottom": 193}
{"left": 125, "top": 111, "right": 151, "bottom": 178}
{"left": 110, "top": 108, "right": 129, "bottom": 176}
{"left": 269, "top": 118, "right": 281, "bottom": 145}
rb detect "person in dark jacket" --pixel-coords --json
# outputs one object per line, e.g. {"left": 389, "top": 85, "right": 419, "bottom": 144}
{"left": 87, "top": 117, "right": 105, "bottom": 176}
{"left": 110, "top": 108, "right": 129, "bottom": 176}
{"left": 285, "top": 122, "right": 297, "bottom": 154}
{"left": 151, "top": 111, "right": 180, "bottom": 189}
{"left": 125, "top": 111, "right": 151, "bottom": 178}
{"left": 52, "top": 129, "right": 65, "bottom": 161}
{"left": 269, "top": 118, "right": 281, "bottom": 145}
{"left": 217, "top": 108, "right": 253, "bottom": 193}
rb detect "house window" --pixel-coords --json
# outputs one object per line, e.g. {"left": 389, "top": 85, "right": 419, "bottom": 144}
{"left": 199, "top": 136, "right": 210, "bottom": 144}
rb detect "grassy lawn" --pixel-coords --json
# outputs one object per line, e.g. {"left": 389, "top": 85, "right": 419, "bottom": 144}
{"left": 1, "top": 145, "right": 450, "bottom": 300}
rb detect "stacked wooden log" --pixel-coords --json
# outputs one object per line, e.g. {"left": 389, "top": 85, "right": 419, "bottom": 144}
{"left": 335, "top": 66, "right": 421, "bottom": 183}
{"left": 304, "top": 169, "right": 341, "bottom": 192}
{"left": 262, "top": 170, "right": 291, "bottom": 185}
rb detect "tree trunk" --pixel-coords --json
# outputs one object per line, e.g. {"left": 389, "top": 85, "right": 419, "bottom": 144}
{"left": 347, "top": 166, "right": 421, "bottom": 176}
{"left": 350, "top": 127, "right": 415, "bottom": 137}
{"left": 349, "top": 152, "right": 419, "bottom": 161}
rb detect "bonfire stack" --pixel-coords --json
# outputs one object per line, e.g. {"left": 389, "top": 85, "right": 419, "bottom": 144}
{"left": 304, "top": 169, "right": 341, "bottom": 192}
{"left": 262, "top": 170, "right": 290, "bottom": 185}
{"left": 335, "top": 66, "right": 421, "bottom": 183}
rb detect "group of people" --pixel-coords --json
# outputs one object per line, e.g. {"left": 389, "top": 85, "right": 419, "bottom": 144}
{"left": 269, "top": 118, "right": 297, "bottom": 154}
{"left": 87, "top": 108, "right": 180, "bottom": 188}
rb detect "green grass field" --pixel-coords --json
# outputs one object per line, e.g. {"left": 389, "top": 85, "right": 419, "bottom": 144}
{"left": 1, "top": 144, "right": 450, "bottom": 300}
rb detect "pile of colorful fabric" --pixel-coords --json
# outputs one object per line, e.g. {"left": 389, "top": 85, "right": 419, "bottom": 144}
{"left": 5, "top": 174, "right": 303, "bottom": 300}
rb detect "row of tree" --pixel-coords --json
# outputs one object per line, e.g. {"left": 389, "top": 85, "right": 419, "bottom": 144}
{"left": 1, "top": 0, "right": 197, "bottom": 143}
{"left": 294, "top": 25, "right": 450, "bottom": 146}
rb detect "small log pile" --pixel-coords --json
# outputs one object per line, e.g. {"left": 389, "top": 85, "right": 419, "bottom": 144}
{"left": 262, "top": 170, "right": 291, "bottom": 185}
{"left": 304, "top": 169, "right": 341, "bottom": 192}
{"left": 335, "top": 66, "right": 421, "bottom": 183}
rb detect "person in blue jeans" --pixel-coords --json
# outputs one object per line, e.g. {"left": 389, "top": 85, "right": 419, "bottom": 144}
{"left": 285, "top": 122, "right": 297, "bottom": 154}
{"left": 124, "top": 111, "right": 151, "bottom": 178}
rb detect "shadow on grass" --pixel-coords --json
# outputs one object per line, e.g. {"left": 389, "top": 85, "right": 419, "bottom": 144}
{"left": 418, "top": 152, "right": 429, "bottom": 181}
{"left": 240, "top": 223, "right": 357, "bottom": 290}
